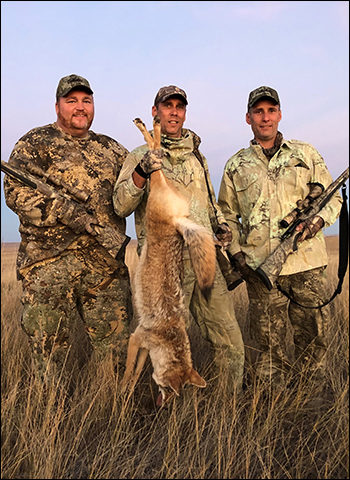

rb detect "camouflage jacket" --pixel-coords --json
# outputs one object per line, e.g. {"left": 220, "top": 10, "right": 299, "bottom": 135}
{"left": 113, "top": 128, "right": 226, "bottom": 254}
{"left": 218, "top": 137, "right": 342, "bottom": 275}
{"left": 4, "top": 123, "right": 129, "bottom": 276}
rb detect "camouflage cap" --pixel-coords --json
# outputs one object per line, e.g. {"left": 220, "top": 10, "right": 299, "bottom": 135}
{"left": 56, "top": 74, "right": 93, "bottom": 101}
{"left": 154, "top": 85, "right": 188, "bottom": 106}
{"left": 247, "top": 86, "right": 280, "bottom": 111}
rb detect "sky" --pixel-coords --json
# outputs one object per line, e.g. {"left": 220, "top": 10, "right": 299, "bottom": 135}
{"left": 1, "top": 1, "right": 349, "bottom": 242}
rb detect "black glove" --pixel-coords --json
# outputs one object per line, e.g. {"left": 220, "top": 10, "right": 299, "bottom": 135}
{"left": 296, "top": 215, "right": 324, "bottom": 242}
{"left": 57, "top": 199, "right": 99, "bottom": 235}
{"left": 136, "top": 149, "right": 165, "bottom": 177}
{"left": 215, "top": 223, "right": 232, "bottom": 248}
{"left": 230, "top": 251, "right": 255, "bottom": 282}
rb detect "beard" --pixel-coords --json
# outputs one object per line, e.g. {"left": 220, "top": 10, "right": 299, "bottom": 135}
{"left": 57, "top": 112, "right": 93, "bottom": 136}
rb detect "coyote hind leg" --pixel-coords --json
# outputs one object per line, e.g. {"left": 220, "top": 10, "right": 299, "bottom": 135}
{"left": 120, "top": 332, "right": 149, "bottom": 393}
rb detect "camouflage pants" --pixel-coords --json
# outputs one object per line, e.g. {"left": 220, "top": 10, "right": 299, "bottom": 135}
{"left": 182, "top": 248, "right": 245, "bottom": 388}
{"left": 20, "top": 247, "right": 132, "bottom": 383}
{"left": 246, "top": 266, "right": 330, "bottom": 383}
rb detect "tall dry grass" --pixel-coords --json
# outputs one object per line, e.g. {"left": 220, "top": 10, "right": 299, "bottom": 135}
{"left": 1, "top": 237, "right": 349, "bottom": 479}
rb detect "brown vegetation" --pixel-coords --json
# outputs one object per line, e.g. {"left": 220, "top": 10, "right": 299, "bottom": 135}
{"left": 1, "top": 237, "right": 349, "bottom": 479}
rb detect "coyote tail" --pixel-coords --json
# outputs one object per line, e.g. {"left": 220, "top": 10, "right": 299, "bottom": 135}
{"left": 176, "top": 217, "right": 216, "bottom": 299}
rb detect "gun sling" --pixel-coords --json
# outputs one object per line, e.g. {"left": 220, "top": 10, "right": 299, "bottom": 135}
{"left": 191, "top": 143, "right": 243, "bottom": 291}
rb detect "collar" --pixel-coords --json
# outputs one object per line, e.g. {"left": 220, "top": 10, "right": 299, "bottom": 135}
{"left": 53, "top": 122, "right": 91, "bottom": 141}
{"left": 251, "top": 131, "right": 283, "bottom": 160}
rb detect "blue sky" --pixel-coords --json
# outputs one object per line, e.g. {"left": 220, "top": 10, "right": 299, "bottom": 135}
{"left": 1, "top": 1, "right": 349, "bottom": 242}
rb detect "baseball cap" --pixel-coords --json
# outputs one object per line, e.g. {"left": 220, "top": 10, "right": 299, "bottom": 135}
{"left": 154, "top": 85, "right": 188, "bottom": 106}
{"left": 247, "top": 86, "right": 280, "bottom": 111}
{"left": 56, "top": 74, "right": 93, "bottom": 101}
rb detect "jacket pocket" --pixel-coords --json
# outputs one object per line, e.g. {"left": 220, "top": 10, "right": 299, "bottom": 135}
{"left": 282, "top": 162, "right": 311, "bottom": 196}
{"left": 233, "top": 172, "right": 260, "bottom": 219}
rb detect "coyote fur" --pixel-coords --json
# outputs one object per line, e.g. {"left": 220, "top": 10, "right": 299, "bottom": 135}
{"left": 121, "top": 117, "right": 216, "bottom": 405}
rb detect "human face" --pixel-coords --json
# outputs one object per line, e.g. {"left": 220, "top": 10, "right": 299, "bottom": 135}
{"left": 55, "top": 89, "right": 94, "bottom": 137}
{"left": 152, "top": 97, "right": 186, "bottom": 138}
{"left": 246, "top": 99, "right": 282, "bottom": 149}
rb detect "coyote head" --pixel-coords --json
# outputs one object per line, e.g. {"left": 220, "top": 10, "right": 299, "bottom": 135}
{"left": 155, "top": 368, "right": 206, "bottom": 406}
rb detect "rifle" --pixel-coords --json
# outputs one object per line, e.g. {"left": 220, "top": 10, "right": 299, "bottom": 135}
{"left": 256, "top": 166, "right": 349, "bottom": 291}
{"left": 280, "top": 182, "right": 324, "bottom": 228}
{"left": 1, "top": 159, "right": 130, "bottom": 261}
{"left": 215, "top": 246, "right": 244, "bottom": 290}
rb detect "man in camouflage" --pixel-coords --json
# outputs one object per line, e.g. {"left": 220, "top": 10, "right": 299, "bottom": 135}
{"left": 3, "top": 74, "right": 132, "bottom": 387}
{"left": 218, "top": 86, "right": 342, "bottom": 387}
{"left": 113, "top": 85, "right": 245, "bottom": 391}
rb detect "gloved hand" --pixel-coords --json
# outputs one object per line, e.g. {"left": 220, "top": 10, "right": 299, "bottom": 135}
{"left": 215, "top": 222, "right": 232, "bottom": 248}
{"left": 57, "top": 199, "right": 99, "bottom": 235}
{"left": 138, "top": 149, "right": 165, "bottom": 176}
{"left": 230, "top": 251, "right": 255, "bottom": 282}
{"left": 296, "top": 215, "right": 324, "bottom": 243}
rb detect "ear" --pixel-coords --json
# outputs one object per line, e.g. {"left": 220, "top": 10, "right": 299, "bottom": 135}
{"left": 188, "top": 369, "right": 206, "bottom": 388}
{"left": 55, "top": 102, "right": 59, "bottom": 115}
{"left": 167, "top": 375, "right": 182, "bottom": 396}
{"left": 151, "top": 105, "right": 158, "bottom": 118}
{"left": 246, "top": 112, "right": 251, "bottom": 125}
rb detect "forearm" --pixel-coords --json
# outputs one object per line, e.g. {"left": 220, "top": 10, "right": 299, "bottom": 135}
{"left": 132, "top": 170, "right": 147, "bottom": 188}
{"left": 310, "top": 153, "right": 343, "bottom": 227}
{"left": 113, "top": 147, "right": 165, "bottom": 217}
{"left": 4, "top": 177, "right": 63, "bottom": 227}
{"left": 317, "top": 191, "right": 343, "bottom": 228}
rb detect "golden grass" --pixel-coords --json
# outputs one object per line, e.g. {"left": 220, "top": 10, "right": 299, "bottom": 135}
{"left": 1, "top": 237, "right": 349, "bottom": 479}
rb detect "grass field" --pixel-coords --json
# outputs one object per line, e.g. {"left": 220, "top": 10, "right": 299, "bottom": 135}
{"left": 1, "top": 237, "right": 349, "bottom": 479}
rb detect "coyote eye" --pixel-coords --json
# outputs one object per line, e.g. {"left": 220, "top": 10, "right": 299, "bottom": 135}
{"left": 160, "top": 385, "right": 173, "bottom": 394}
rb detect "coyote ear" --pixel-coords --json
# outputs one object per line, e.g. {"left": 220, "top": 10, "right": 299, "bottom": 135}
{"left": 188, "top": 369, "right": 206, "bottom": 388}
{"left": 167, "top": 375, "right": 182, "bottom": 396}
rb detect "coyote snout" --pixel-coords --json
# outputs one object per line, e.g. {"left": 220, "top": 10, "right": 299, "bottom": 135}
{"left": 121, "top": 117, "right": 216, "bottom": 405}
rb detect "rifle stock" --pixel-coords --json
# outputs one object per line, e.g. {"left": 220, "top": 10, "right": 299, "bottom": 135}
{"left": 255, "top": 232, "right": 301, "bottom": 290}
{"left": 1, "top": 159, "right": 130, "bottom": 259}
{"left": 256, "top": 166, "right": 349, "bottom": 290}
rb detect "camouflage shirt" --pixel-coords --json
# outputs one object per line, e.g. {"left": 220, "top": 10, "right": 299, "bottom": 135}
{"left": 113, "top": 128, "right": 226, "bottom": 253}
{"left": 218, "top": 136, "right": 342, "bottom": 275}
{"left": 4, "top": 123, "right": 129, "bottom": 276}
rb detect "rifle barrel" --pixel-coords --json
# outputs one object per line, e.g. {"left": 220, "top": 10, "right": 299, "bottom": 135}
{"left": 1, "top": 160, "right": 37, "bottom": 189}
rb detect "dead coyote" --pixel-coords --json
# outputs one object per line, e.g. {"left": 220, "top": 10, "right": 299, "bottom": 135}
{"left": 121, "top": 117, "right": 216, "bottom": 405}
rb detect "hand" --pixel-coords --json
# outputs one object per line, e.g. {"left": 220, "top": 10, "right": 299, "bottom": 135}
{"left": 230, "top": 251, "right": 254, "bottom": 282}
{"left": 69, "top": 205, "right": 100, "bottom": 235}
{"left": 139, "top": 149, "right": 164, "bottom": 175}
{"left": 215, "top": 223, "right": 232, "bottom": 248}
{"left": 58, "top": 199, "right": 100, "bottom": 235}
{"left": 296, "top": 215, "right": 324, "bottom": 242}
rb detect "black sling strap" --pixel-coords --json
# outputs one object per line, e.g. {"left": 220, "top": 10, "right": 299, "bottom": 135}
{"left": 276, "top": 183, "right": 349, "bottom": 309}
{"left": 191, "top": 144, "right": 219, "bottom": 223}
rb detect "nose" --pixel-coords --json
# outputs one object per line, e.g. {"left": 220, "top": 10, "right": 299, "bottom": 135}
{"left": 261, "top": 111, "right": 270, "bottom": 121}
{"left": 75, "top": 101, "right": 85, "bottom": 111}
